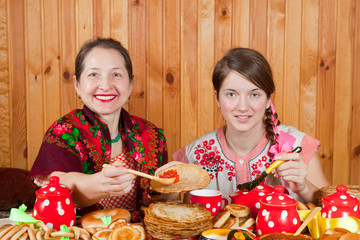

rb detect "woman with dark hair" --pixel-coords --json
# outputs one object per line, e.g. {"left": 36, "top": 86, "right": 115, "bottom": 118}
{"left": 169, "top": 48, "right": 329, "bottom": 203}
{"left": 30, "top": 38, "right": 168, "bottom": 218}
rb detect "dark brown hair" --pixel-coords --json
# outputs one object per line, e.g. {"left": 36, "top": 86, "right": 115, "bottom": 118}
{"left": 212, "top": 48, "right": 280, "bottom": 149}
{"left": 75, "top": 38, "right": 133, "bottom": 82}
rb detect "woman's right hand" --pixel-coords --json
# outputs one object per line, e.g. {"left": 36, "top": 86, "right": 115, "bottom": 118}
{"left": 100, "top": 165, "right": 136, "bottom": 197}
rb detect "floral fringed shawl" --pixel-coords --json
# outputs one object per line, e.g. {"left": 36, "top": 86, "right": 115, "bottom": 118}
{"left": 29, "top": 105, "right": 168, "bottom": 213}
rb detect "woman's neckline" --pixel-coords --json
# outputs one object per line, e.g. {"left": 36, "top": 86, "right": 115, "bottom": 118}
{"left": 219, "top": 125, "right": 268, "bottom": 160}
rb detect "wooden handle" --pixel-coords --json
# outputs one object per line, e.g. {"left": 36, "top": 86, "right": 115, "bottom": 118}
{"left": 265, "top": 160, "right": 285, "bottom": 174}
{"left": 104, "top": 164, "right": 175, "bottom": 184}
{"left": 126, "top": 169, "right": 154, "bottom": 180}
{"left": 294, "top": 207, "right": 321, "bottom": 236}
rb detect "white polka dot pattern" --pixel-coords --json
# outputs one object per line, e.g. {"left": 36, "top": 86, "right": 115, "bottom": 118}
{"left": 268, "top": 221, "right": 274, "bottom": 228}
{"left": 281, "top": 210, "right": 288, "bottom": 218}
{"left": 32, "top": 176, "right": 76, "bottom": 230}
{"left": 255, "top": 185, "right": 301, "bottom": 236}
{"left": 58, "top": 209, "right": 65, "bottom": 216}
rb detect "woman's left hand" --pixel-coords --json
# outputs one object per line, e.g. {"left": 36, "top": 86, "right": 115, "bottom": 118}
{"left": 273, "top": 152, "right": 308, "bottom": 194}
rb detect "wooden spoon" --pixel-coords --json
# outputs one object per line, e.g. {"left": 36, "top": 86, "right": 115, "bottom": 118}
{"left": 102, "top": 164, "right": 176, "bottom": 185}
{"left": 294, "top": 206, "right": 321, "bottom": 236}
{"left": 126, "top": 169, "right": 176, "bottom": 185}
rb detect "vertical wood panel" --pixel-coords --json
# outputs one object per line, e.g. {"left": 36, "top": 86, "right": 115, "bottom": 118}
{"left": 267, "top": 0, "right": 285, "bottom": 118}
{"left": 181, "top": 0, "right": 198, "bottom": 147}
{"left": 283, "top": 0, "right": 301, "bottom": 128}
{"left": 146, "top": 0, "right": 163, "bottom": 127}
{"left": 163, "top": 0, "right": 181, "bottom": 157}
{"left": 93, "top": 0, "right": 111, "bottom": 37}
{"left": 350, "top": 0, "right": 360, "bottom": 184}
{"left": 299, "top": 0, "right": 319, "bottom": 138}
{"left": 128, "top": 0, "right": 146, "bottom": 118}
{"left": 198, "top": 0, "right": 215, "bottom": 136}
{"left": 60, "top": 0, "right": 77, "bottom": 116}
{"left": 250, "top": 0, "right": 267, "bottom": 56}
{"left": 316, "top": 0, "right": 336, "bottom": 183}
{"left": 111, "top": 0, "right": 128, "bottom": 48}
{"left": 232, "top": 0, "right": 250, "bottom": 48}
{"left": 333, "top": 0, "right": 353, "bottom": 184}
{"left": 0, "top": 0, "right": 10, "bottom": 167}
{"left": 8, "top": 0, "right": 27, "bottom": 168}
{"left": 25, "top": 0, "right": 44, "bottom": 168}
{"left": 43, "top": 0, "right": 61, "bottom": 128}
{"left": 76, "top": 0, "right": 93, "bottom": 49}
{"left": 214, "top": 0, "right": 232, "bottom": 128}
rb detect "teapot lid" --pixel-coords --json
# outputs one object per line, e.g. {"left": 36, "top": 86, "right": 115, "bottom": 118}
{"left": 260, "top": 185, "right": 297, "bottom": 206}
{"left": 36, "top": 176, "right": 72, "bottom": 197}
{"left": 322, "top": 185, "right": 359, "bottom": 207}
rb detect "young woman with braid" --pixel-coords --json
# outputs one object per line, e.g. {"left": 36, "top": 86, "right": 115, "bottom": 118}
{"left": 163, "top": 48, "right": 329, "bottom": 203}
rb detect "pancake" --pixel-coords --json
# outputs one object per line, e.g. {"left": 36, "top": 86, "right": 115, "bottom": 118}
{"left": 150, "top": 164, "right": 210, "bottom": 193}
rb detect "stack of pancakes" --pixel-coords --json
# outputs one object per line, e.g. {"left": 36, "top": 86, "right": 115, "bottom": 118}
{"left": 143, "top": 201, "right": 213, "bottom": 239}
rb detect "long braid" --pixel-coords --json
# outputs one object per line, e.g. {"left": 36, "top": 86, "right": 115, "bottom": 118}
{"left": 264, "top": 102, "right": 280, "bottom": 159}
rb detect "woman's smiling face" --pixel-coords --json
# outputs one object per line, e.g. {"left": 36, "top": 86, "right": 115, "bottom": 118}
{"left": 74, "top": 47, "right": 132, "bottom": 117}
{"left": 216, "top": 70, "right": 270, "bottom": 134}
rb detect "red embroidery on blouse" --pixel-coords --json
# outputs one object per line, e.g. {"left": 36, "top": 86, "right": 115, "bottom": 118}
{"left": 193, "top": 138, "right": 234, "bottom": 182}
{"left": 250, "top": 155, "right": 271, "bottom": 179}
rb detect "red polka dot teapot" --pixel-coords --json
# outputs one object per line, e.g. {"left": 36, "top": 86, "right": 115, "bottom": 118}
{"left": 230, "top": 181, "right": 274, "bottom": 218}
{"left": 32, "top": 176, "right": 76, "bottom": 230}
{"left": 256, "top": 185, "right": 300, "bottom": 236}
{"left": 321, "top": 185, "right": 360, "bottom": 219}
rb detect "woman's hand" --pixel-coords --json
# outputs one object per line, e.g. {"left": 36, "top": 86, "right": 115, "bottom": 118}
{"left": 100, "top": 164, "right": 136, "bottom": 197}
{"left": 273, "top": 152, "right": 308, "bottom": 194}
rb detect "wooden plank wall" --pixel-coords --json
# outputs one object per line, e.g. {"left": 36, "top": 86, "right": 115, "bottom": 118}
{"left": 0, "top": 0, "right": 359, "bottom": 186}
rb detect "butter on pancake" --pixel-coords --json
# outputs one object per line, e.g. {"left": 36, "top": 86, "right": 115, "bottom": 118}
{"left": 150, "top": 163, "right": 210, "bottom": 193}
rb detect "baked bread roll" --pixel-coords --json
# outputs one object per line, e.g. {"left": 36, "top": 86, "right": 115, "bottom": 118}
{"left": 92, "top": 229, "right": 113, "bottom": 240}
{"left": 239, "top": 217, "right": 255, "bottom": 229}
{"left": 221, "top": 216, "right": 239, "bottom": 229}
{"left": 224, "top": 204, "right": 250, "bottom": 218}
{"left": 80, "top": 208, "right": 131, "bottom": 228}
{"left": 339, "top": 233, "right": 360, "bottom": 240}
{"left": 320, "top": 228, "right": 352, "bottom": 240}
{"left": 212, "top": 210, "right": 231, "bottom": 228}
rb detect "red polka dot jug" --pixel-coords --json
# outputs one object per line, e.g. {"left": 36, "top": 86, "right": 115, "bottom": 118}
{"left": 230, "top": 181, "right": 274, "bottom": 218}
{"left": 32, "top": 176, "right": 76, "bottom": 230}
{"left": 256, "top": 185, "right": 300, "bottom": 236}
{"left": 321, "top": 185, "right": 360, "bottom": 219}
